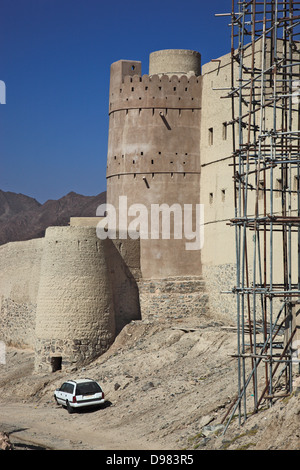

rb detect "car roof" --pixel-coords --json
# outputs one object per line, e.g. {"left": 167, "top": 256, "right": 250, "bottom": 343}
{"left": 66, "top": 378, "right": 96, "bottom": 384}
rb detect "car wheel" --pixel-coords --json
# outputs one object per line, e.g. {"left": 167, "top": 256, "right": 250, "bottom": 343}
{"left": 66, "top": 401, "right": 74, "bottom": 414}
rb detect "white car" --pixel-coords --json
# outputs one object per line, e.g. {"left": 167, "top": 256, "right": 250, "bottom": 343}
{"left": 54, "top": 379, "right": 105, "bottom": 413}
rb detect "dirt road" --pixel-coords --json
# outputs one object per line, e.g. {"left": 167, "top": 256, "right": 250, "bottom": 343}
{"left": 0, "top": 317, "right": 299, "bottom": 451}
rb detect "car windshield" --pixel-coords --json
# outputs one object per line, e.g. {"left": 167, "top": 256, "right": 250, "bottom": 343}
{"left": 75, "top": 381, "right": 102, "bottom": 395}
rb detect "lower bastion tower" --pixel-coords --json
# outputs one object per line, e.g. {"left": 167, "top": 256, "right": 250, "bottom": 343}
{"left": 107, "top": 49, "right": 202, "bottom": 278}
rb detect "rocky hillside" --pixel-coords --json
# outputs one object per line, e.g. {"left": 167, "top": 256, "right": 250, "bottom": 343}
{"left": 0, "top": 190, "right": 106, "bottom": 245}
{"left": 0, "top": 314, "right": 299, "bottom": 450}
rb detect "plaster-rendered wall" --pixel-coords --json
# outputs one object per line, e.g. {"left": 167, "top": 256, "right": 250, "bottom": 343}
{"left": 0, "top": 238, "right": 44, "bottom": 347}
{"left": 200, "top": 51, "right": 237, "bottom": 320}
{"left": 34, "top": 226, "right": 116, "bottom": 371}
{"left": 104, "top": 236, "right": 141, "bottom": 334}
{"left": 106, "top": 51, "right": 202, "bottom": 279}
{"left": 200, "top": 41, "right": 300, "bottom": 321}
{"left": 34, "top": 226, "right": 142, "bottom": 371}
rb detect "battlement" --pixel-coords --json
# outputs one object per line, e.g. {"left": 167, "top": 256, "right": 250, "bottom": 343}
{"left": 109, "top": 72, "right": 201, "bottom": 114}
{"left": 107, "top": 58, "right": 202, "bottom": 180}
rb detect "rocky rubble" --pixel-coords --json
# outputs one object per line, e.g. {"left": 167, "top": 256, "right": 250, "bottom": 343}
{"left": 0, "top": 432, "right": 13, "bottom": 450}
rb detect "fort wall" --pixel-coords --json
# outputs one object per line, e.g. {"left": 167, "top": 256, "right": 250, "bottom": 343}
{"left": 106, "top": 51, "right": 202, "bottom": 279}
{"left": 34, "top": 227, "right": 116, "bottom": 370}
{"left": 0, "top": 238, "right": 44, "bottom": 348}
{"left": 200, "top": 42, "right": 300, "bottom": 320}
{"left": 4, "top": 44, "right": 298, "bottom": 370}
{"left": 34, "top": 226, "right": 141, "bottom": 371}
{"left": 0, "top": 224, "right": 141, "bottom": 372}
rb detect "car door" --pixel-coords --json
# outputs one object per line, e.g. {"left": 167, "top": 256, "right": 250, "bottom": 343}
{"left": 56, "top": 382, "right": 68, "bottom": 405}
{"left": 64, "top": 383, "right": 75, "bottom": 404}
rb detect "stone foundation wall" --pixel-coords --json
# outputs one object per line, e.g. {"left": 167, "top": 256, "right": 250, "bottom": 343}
{"left": 138, "top": 277, "right": 209, "bottom": 320}
{"left": 202, "top": 263, "right": 237, "bottom": 322}
{"left": 35, "top": 333, "right": 113, "bottom": 371}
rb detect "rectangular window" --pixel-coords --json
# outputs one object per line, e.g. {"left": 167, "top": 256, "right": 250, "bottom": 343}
{"left": 209, "top": 128, "right": 213, "bottom": 146}
{"left": 209, "top": 192, "right": 214, "bottom": 204}
{"left": 222, "top": 123, "right": 228, "bottom": 140}
{"left": 258, "top": 180, "right": 265, "bottom": 200}
{"left": 275, "top": 178, "right": 282, "bottom": 197}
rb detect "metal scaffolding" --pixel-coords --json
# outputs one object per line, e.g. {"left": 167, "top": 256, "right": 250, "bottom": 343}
{"left": 221, "top": 0, "right": 300, "bottom": 431}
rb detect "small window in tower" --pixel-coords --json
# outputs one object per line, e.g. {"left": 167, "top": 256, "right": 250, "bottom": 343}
{"left": 131, "top": 65, "right": 135, "bottom": 71}
{"left": 173, "top": 87, "right": 176, "bottom": 91}
{"left": 131, "top": 87, "right": 134, "bottom": 92}
{"left": 209, "top": 192, "right": 214, "bottom": 204}
{"left": 258, "top": 180, "right": 265, "bottom": 199}
{"left": 275, "top": 178, "right": 283, "bottom": 197}
{"left": 209, "top": 127, "right": 214, "bottom": 146}
{"left": 120, "top": 88, "right": 122, "bottom": 93}
{"left": 221, "top": 189, "right": 226, "bottom": 202}
{"left": 223, "top": 122, "right": 228, "bottom": 140}
{"left": 145, "top": 86, "right": 148, "bottom": 91}
{"left": 141, "top": 151, "right": 143, "bottom": 155}
{"left": 185, "top": 87, "right": 188, "bottom": 91}
{"left": 133, "top": 160, "right": 135, "bottom": 164}
{"left": 151, "top": 159, "right": 154, "bottom": 164}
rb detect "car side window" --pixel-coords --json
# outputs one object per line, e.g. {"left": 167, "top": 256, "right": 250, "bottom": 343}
{"left": 65, "top": 383, "right": 74, "bottom": 394}
{"left": 60, "top": 383, "right": 67, "bottom": 392}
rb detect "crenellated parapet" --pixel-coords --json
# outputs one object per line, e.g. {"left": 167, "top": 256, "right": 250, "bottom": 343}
{"left": 109, "top": 73, "right": 201, "bottom": 114}
{"left": 107, "top": 56, "right": 202, "bottom": 181}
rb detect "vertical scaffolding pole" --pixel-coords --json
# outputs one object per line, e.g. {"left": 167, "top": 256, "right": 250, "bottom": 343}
{"left": 223, "top": 0, "right": 300, "bottom": 431}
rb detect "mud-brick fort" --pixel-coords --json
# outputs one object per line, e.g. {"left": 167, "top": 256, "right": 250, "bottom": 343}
{"left": 0, "top": 48, "right": 265, "bottom": 371}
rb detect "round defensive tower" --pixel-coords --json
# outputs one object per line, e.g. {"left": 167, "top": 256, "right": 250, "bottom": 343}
{"left": 106, "top": 49, "right": 202, "bottom": 279}
{"left": 34, "top": 226, "right": 116, "bottom": 372}
{"left": 149, "top": 49, "right": 201, "bottom": 77}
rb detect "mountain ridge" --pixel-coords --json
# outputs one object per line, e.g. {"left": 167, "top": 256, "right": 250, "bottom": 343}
{"left": 0, "top": 189, "right": 106, "bottom": 245}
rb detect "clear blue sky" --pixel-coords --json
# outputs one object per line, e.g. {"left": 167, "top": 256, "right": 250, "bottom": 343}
{"left": 0, "top": 0, "right": 231, "bottom": 203}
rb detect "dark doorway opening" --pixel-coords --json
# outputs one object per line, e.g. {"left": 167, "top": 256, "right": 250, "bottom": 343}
{"left": 51, "top": 356, "right": 62, "bottom": 372}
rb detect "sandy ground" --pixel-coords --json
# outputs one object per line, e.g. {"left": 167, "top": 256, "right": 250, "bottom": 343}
{"left": 0, "top": 314, "right": 299, "bottom": 451}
